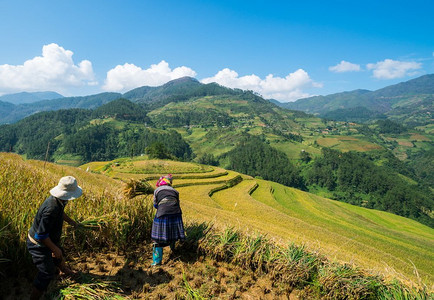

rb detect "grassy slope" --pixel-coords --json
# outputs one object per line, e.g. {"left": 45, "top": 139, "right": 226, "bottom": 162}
{"left": 253, "top": 181, "right": 433, "bottom": 283}
{"left": 84, "top": 157, "right": 434, "bottom": 286}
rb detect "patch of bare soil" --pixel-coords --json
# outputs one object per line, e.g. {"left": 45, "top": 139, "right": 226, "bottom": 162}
{"left": 4, "top": 244, "right": 302, "bottom": 299}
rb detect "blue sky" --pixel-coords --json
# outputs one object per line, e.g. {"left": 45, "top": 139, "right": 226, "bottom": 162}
{"left": 0, "top": 0, "right": 433, "bottom": 101}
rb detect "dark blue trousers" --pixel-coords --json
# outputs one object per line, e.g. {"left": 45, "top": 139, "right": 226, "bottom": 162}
{"left": 26, "top": 239, "right": 61, "bottom": 291}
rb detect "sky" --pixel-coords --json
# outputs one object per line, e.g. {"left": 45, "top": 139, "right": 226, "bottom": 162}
{"left": 0, "top": 0, "right": 433, "bottom": 102}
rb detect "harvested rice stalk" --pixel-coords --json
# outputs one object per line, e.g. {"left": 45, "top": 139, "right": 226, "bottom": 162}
{"left": 79, "top": 216, "right": 110, "bottom": 230}
{"left": 123, "top": 179, "right": 154, "bottom": 199}
{"left": 182, "top": 266, "right": 205, "bottom": 300}
{"left": 58, "top": 281, "right": 127, "bottom": 300}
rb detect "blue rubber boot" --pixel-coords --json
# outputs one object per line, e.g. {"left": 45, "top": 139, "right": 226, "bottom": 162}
{"left": 151, "top": 244, "right": 163, "bottom": 266}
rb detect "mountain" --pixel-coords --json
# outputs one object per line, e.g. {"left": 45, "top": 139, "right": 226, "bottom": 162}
{"left": 321, "top": 106, "right": 387, "bottom": 122}
{"left": 0, "top": 91, "right": 63, "bottom": 104}
{"left": 284, "top": 89, "right": 374, "bottom": 113}
{"left": 267, "top": 98, "right": 284, "bottom": 106}
{"left": 123, "top": 76, "right": 245, "bottom": 109}
{"left": 0, "top": 100, "right": 15, "bottom": 118}
{"left": 0, "top": 77, "right": 245, "bottom": 124}
{"left": 0, "top": 92, "right": 122, "bottom": 124}
{"left": 93, "top": 98, "right": 150, "bottom": 122}
{"left": 284, "top": 74, "right": 434, "bottom": 126}
{"left": 123, "top": 76, "right": 202, "bottom": 103}
{"left": 371, "top": 74, "right": 434, "bottom": 97}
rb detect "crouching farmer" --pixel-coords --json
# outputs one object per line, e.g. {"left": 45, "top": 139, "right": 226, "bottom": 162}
{"left": 151, "top": 174, "right": 185, "bottom": 266}
{"left": 27, "top": 176, "right": 82, "bottom": 300}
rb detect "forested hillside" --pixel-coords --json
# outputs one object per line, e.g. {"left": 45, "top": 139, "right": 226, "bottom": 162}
{"left": 124, "top": 77, "right": 244, "bottom": 108}
{"left": 223, "top": 135, "right": 306, "bottom": 189}
{"left": 0, "top": 107, "right": 192, "bottom": 162}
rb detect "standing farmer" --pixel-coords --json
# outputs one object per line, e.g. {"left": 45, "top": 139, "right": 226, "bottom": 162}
{"left": 151, "top": 174, "right": 185, "bottom": 266}
{"left": 27, "top": 176, "right": 82, "bottom": 300}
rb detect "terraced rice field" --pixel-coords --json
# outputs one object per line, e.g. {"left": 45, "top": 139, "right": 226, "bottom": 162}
{"left": 83, "top": 158, "right": 434, "bottom": 286}
{"left": 316, "top": 136, "right": 383, "bottom": 152}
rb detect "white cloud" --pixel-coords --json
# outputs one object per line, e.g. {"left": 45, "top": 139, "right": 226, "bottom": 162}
{"left": 201, "top": 68, "right": 321, "bottom": 102}
{"left": 0, "top": 43, "right": 96, "bottom": 94}
{"left": 366, "top": 59, "right": 422, "bottom": 79}
{"left": 329, "top": 60, "right": 361, "bottom": 72}
{"left": 103, "top": 60, "right": 197, "bottom": 92}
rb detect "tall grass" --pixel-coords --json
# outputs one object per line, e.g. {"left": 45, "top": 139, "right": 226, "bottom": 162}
{"left": 196, "top": 226, "right": 432, "bottom": 299}
{"left": 199, "top": 227, "right": 322, "bottom": 288}
{"left": 0, "top": 153, "right": 154, "bottom": 276}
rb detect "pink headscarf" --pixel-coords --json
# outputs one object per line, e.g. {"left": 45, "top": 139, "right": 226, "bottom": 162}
{"left": 156, "top": 174, "right": 173, "bottom": 187}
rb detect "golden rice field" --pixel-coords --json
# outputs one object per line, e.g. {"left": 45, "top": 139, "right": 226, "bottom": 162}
{"left": 82, "top": 156, "right": 434, "bottom": 287}
{"left": 81, "top": 159, "right": 223, "bottom": 176}
{"left": 1, "top": 153, "right": 433, "bottom": 298}
{"left": 0, "top": 153, "right": 154, "bottom": 268}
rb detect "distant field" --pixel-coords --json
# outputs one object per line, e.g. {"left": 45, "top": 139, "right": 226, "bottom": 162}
{"left": 382, "top": 131, "right": 433, "bottom": 161}
{"left": 82, "top": 157, "right": 434, "bottom": 286}
{"left": 397, "top": 140, "right": 414, "bottom": 147}
{"left": 316, "top": 135, "right": 383, "bottom": 152}
{"left": 271, "top": 140, "right": 321, "bottom": 160}
{"left": 182, "top": 128, "right": 240, "bottom": 158}
{"left": 410, "top": 133, "right": 431, "bottom": 141}
{"left": 415, "top": 123, "right": 434, "bottom": 134}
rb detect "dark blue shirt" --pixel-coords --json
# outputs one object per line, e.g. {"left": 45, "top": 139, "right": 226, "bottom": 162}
{"left": 153, "top": 185, "right": 182, "bottom": 218}
{"left": 28, "top": 196, "right": 65, "bottom": 245}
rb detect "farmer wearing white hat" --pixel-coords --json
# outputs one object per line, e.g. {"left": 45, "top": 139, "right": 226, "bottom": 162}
{"left": 27, "top": 176, "right": 82, "bottom": 300}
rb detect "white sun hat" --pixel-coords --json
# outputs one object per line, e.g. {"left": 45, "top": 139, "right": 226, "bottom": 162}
{"left": 50, "top": 176, "right": 83, "bottom": 200}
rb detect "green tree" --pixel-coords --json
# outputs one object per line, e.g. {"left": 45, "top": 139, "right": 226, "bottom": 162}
{"left": 146, "top": 142, "right": 171, "bottom": 159}
{"left": 198, "top": 153, "right": 218, "bottom": 166}
{"left": 300, "top": 150, "right": 312, "bottom": 163}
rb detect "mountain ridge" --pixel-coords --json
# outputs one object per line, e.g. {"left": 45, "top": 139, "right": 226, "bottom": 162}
{"left": 2, "top": 74, "right": 433, "bottom": 125}
{"left": 283, "top": 74, "right": 434, "bottom": 125}
{"left": 0, "top": 91, "right": 64, "bottom": 105}
{"left": 0, "top": 92, "right": 122, "bottom": 124}
{"left": 0, "top": 77, "right": 273, "bottom": 124}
